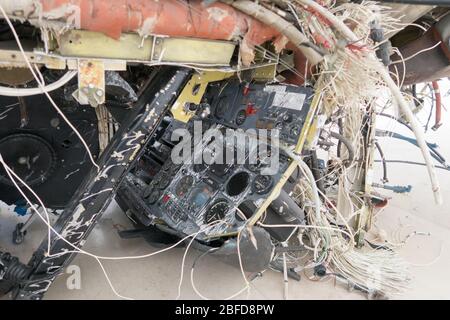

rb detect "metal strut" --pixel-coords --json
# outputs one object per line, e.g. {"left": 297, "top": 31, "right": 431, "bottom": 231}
{"left": 9, "top": 67, "right": 192, "bottom": 300}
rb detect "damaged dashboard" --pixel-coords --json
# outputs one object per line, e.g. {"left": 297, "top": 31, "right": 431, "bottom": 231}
{"left": 117, "top": 80, "right": 313, "bottom": 241}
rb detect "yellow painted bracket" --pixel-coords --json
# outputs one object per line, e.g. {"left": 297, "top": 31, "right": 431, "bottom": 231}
{"left": 171, "top": 71, "right": 233, "bottom": 122}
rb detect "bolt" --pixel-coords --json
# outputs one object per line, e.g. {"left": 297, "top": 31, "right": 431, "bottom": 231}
{"left": 96, "top": 89, "right": 104, "bottom": 97}
{"left": 18, "top": 157, "right": 27, "bottom": 165}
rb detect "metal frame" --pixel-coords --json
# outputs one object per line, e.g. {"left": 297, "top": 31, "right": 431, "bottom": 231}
{"left": 6, "top": 67, "right": 191, "bottom": 300}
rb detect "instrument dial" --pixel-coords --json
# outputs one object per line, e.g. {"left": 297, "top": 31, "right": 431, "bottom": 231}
{"left": 252, "top": 174, "right": 274, "bottom": 195}
{"left": 210, "top": 162, "right": 232, "bottom": 177}
{"left": 247, "top": 146, "right": 272, "bottom": 172}
{"left": 205, "top": 199, "right": 230, "bottom": 224}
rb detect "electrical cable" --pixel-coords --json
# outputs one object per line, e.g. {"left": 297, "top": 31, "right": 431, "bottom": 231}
{"left": 0, "top": 151, "right": 232, "bottom": 299}
{"left": 330, "top": 131, "right": 355, "bottom": 166}
{"left": 0, "top": 71, "right": 77, "bottom": 97}
{"left": 376, "top": 112, "right": 413, "bottom": 132}
{"left": 375, "top": 141, "right": 388, "bottom": 183}
{"left": 376, "top": 129, "right": 447, "bottom": 166}
{"left": 374, "top": 159, "right": 450, "bottom": 171}
{"left": 391, "top": 41, "right": 442, "bottom": 65}
{"left": 176, "top": 221, "right": 226, "bottom": 300}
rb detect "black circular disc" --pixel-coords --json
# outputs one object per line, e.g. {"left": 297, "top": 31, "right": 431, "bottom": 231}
{"left": 205, "top": 199, "right": 230, "bottom": 224}
{"left": 0, "top": 133, "right": 56, "bottom": 187}
{"left": 0, "top": 83, "right": 100, "bottom": 209}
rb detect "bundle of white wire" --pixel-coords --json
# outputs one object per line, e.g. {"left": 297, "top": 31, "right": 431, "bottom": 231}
{"left": 291, "top": 0, "right": 442, "bottom": 205}
{"left": 286, "top": 149, "right": 411, "bottom": 297}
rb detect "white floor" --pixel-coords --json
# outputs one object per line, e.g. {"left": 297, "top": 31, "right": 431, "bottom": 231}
{"left": 1, "top": 84, "right": 450, "bottom": 300}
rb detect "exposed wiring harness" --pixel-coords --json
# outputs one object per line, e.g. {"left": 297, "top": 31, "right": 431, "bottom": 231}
{"left": 293, "top": 0, "right": 442, "bottom": 205}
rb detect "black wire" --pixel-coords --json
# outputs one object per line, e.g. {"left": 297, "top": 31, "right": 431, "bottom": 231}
{"left": 376, "top": 113, "right": 447, "bottom": 164}
{"left": 337, "top": 117, "right": 344, "bottom": 158}
{"left": 376, "top": 112, "right": 412, "bottom": 131}
{"left": 374, "top": 159, "right": 450, "bottom": 171}
{"left": 424, "top": 101, "right": 435, "bottom": 133}
{"left": 375, "top": 141, "right": 388, "bottom": 183}
{"left": 330, "top": 131, "right": 355, "bottom": 166}
{"left": 376, "top": 129, "right": 447, "bottom": 166}
{"left": 310, "top": 150, "right": 326, "bottom": 195}
{"left": 365, "top": 239, "right": 393, "bottom": 252}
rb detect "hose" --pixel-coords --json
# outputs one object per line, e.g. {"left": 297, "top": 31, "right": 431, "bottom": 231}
{"left": 330, "top": 131, "right": 355, "bottom": 167}
{"left": 376, "top": 113, "right": 447, "bottom": 164}
{"left": 0, "top": 70, "right": 77, "bottom": 97}
{"left": 376, "top": 129, "right": 447, "bottom": 166}
{"left": 374, "top": 159, "right": 450, "bottom": 171}
{"left": 376, "top": 112, "right": 412, "bottom": 132}
{"left": 375, "top": 141, "right": 388, "bottom": 183}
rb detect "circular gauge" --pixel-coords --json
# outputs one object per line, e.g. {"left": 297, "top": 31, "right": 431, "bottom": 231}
{"left": 226, "top": 171, "right": 250, "bottom": 197}
{"left": 156, "top": 172, "right": 171, "bottom": 189}
{"left": 205, "top": 199, "right": 230, "bottom": 224}
{"left": 252, "top": 175, "right": 274, "bottom": 195}
{"left": 175, "top": 175, "right": 194, "bottom": 197}
{"left": 147, "top": 189, "right": 161, "bottom": 205}
{"left": 0, "top": 134, "right": 56, "bottom": 187}
{"left": 247, "top": 146, "right": 272, "bottom": 172}
{"left": 210, "top": 163, "right": 232, "bottom": 177}
{"left": 235, "top": 109, "right": 247, "bottom": 125}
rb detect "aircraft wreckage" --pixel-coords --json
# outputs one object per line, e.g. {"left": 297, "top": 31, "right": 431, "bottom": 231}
{"left": 0, "top": 0, "right": 449, "bottom": 300}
